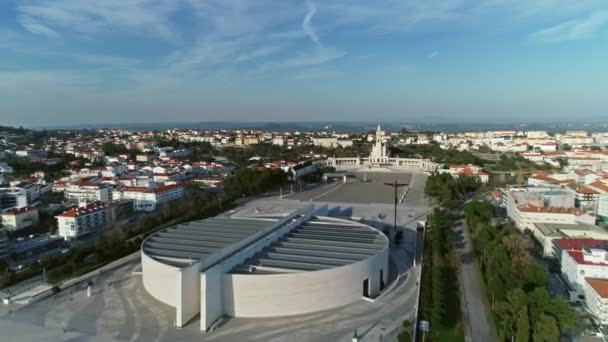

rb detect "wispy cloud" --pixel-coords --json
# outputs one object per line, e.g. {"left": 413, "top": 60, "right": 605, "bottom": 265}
{"left": 281, "top": 47, "right": 346, "bottom": 68}
{"left": 428, "top": 51, "right": 439, "bottom": 59}
{"left": 530, "top": 10, "right": 608, "bottom": 43}
{"left": 17, "top": 0, "right": 183, "bottom": 39}
{"left": 292, "top": 68, "right": 337, "bottom": 80}
{"left": 303, "top": 0, "right": 320, "bottom": 46}
{"left": 18, "top": 16, "right": 58, "bottom": 38}
{"left": 235, "top": 45, "right": 283, "bottom": 63}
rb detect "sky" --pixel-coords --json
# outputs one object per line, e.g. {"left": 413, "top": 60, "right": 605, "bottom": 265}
{"left": 1, "top": 0, "right": 608, "bottom": 127}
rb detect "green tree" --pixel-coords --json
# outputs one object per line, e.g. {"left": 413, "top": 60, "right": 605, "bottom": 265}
{"left": 515, "top": 306, "right": 529, "bottom": 342}
{"left": 532, "top": 314, "right": 559, "bottom": 342}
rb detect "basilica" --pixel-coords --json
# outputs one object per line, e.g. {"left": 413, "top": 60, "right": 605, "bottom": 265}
{"left": 322, "top": 125, "right": 439, "bottom": 172}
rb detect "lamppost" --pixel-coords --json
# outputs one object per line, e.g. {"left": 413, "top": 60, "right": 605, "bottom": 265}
{"left": 384, "top": 180, "right": 408, "bottom": 239}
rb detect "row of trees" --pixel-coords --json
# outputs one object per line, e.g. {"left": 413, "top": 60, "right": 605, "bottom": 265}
{"left": 424, "top": 172, "right": 483, "bottom": 209}
{"left": 389, "top": 144, "right": 482, "bottom": 166}
{"left": 418, "top": 208, "right": 464, "bottom": 342}
{"left": 223, "top": 167, "right": 288, "bottom": 198}
{"left": 464, "top": 201, "right": 576, "bottom": 341}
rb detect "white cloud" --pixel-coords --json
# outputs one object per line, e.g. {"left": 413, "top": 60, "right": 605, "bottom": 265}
{"left": 235, "top": 46, "right": 283, "bottom": 63}
{"left": 17, "top": 0, "right": 183, "bottom": 39}
{"left": 530, "top": 11, "right": 608, "bottom": 43}
{"left": 303, "top": 0, "right": 320, "bottom": 46}
{"left": 18, "top": 16, "right": 58, "bottom": 38}
{"left": 280, "top": 47, "right": 346, "bottom": 68}
{"left": 428, "top": 51, "right": 439, "bottom": 59}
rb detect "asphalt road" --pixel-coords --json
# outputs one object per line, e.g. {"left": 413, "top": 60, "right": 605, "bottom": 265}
{"left": 453, "top": 218, "right": 497, "bottom": 342}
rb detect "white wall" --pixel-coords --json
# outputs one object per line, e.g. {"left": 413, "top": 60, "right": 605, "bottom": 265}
{"left": 176, "top": 262, "right": 201, "bottom": 327}
{"left": 222, "top": 247, "right": 389, "bottom": 317}
{"left": 583, "top": 281, "right": 608, "bottom": 324}
{"left": 141, "top": 251, "right": 180, "bottom": 307}
{"left": 200, "top": 264, "right": 224, "bottom": 332}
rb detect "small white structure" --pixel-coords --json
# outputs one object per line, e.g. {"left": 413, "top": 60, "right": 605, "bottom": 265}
{"left": 141, "top": 205, "right": 389, "bottom": 331}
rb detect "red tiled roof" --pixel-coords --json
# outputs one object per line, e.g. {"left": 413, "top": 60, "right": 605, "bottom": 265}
{"left": 577, "top": 186, "right": 599, "bottom": 195}
{"left": 553, "top": 238, "right": 608, "bottom": 251}
{"left": 567, "top": 250, "right": 608, "bottom": 266}
{"left": 57, "top": 201, "right": 106, "bottom": 218}
{"left": 590, "top": 181, "right": 608, "bottom": 193}
{"left": 586, "top": 278, "right": 608, "bottom": 298}
{"left": 119, "top": 184, "right": 182, "bottom": 194}
{"left": 518, "top": 204, "right": 586, "bottom": 216}
{"left": 2, "top": 206, "right": 38, "bottom": 215}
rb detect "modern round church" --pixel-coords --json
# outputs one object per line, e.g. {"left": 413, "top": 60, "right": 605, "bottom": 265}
{"left": 140, "top": 204, "right": 389, "bottom": 331}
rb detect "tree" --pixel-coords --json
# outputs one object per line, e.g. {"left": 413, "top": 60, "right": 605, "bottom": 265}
{"left": 515, "top": 306, "right": 529, "bottom": 342}
{"left": 532, "top": 314, "right": 559, "bottom": 342}
{"left": 0, "top": 259, "right": 8, "bottom": 274}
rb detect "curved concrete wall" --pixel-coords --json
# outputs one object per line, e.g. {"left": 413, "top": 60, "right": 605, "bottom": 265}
{"left": 141, "top": 250, "right": 180, "bottom": 307}
{"left": 222, "top": 246, "right": 389, "bottom": 317}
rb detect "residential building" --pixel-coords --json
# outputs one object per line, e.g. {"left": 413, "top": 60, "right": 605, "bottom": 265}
{"left": 56, "top": 201, "right": 109, "bottom": 240}
{"left": 65, "top": 181, "right": 113, "bottom": 203}
{"left": 534, "top": 223, "right": 608, "bottom": 257}
{"left": 446, "top": 164, "right": 489, "bottom": 184}
{"left": 0, "top": 187, "right": 29, "bottom": 209}
{"left": 558, "top": 239, "right": 608, "bottom": 297}
{"left": 583, "top": 278, "right": 608, "bottom": 324}
{"left": 117, "top": 184, "right": 184, "bottom": 212}
{"left": 0, "top": 206, "right": 39, "bottom": 231}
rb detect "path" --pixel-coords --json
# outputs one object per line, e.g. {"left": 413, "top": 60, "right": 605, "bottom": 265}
{"left": 453, "top": 218, "right": 497, "bottom": 342}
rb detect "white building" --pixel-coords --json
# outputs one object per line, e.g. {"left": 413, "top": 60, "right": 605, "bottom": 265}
{"left": 0, "top": 206, "right": 39, "bottom": 231}
{"left": 324, "top": 125, "right": 440, "bottom": 172}
{"left": 117, "top": 184, "right": 184, "bottom": 212}
{"left": 505, "top": 189, "right": 595, "bottom": 233}
{"left": 56, "top": 201, "right": 109, "bottom": 240}
{"left": 533, "top": 223, "right": 608, "bottom": 257}
{"left": 65, "top": 181, "right": 113, "bottom": 203}
{"left": 141, "top": 204, "right": 389, "bottom": 331}
{"left": 557, "top": 239, "right": 608, "bottom": 297}
{"left": 583, "top": 278, "right": 608, "bottom": 324}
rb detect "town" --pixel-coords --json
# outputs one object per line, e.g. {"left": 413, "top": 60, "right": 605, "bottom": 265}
{"left": 1, "top": 123, "right": 608, "bottom": 341}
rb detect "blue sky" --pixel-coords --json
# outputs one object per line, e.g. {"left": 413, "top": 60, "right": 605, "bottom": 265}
{"left": 1, "top": 0, "right": 608, "bottom": 127}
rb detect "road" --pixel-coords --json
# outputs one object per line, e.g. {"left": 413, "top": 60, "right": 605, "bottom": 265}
{"left": 453, "top": 218, "right": 497, "bottom": 342}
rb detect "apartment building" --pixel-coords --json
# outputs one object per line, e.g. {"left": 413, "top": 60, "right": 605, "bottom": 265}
{"left": 116, "top": 184, "right": 184, "bottom": 212}
{"left": 0, "top": 206, "right": 39, "bottom": 231}
{"left": 56, "top": 201, "right": 109, "bottom": 240}
{"left": 65, "top": 181, "right": 113, "bottom": 203}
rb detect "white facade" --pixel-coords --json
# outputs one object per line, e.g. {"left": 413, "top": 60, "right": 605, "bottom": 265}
{"left": 561, "top": 248, "right": 608, "bottom": 296}
{"left": 141, "top": 208, "right": 390, "bottom": 331}
{"left": 117, "top": 184, "right": 184, "bottom": 211}
{"left": 583, "top": 278, "right": 608, "bottom": 325}
{"left": 65, "top": 183, "right": 112, "bottom": 203}
{"left": 56, "top": 202, "right": 109, "bottom": 240}
{"left": 323, "top": 125, "right": 440, "bottom": 172}
{"left": 1, "top": 206, "right": 39, "bottom": 231}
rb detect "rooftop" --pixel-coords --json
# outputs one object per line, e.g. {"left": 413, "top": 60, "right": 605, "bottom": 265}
{"left": 553, "top": 238, "right": 608, "bottom": 251}
{"left": 142, "top": 216, "right": 278, "bottom": 266}
{"left": 586, "top": 278, "right": 608, "bottom": 299}
{"left": 535, "top": 223, "right": 608, "bottom": 237}
{"left": 231, "top": 217, "right": 387, "bottom": 273}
